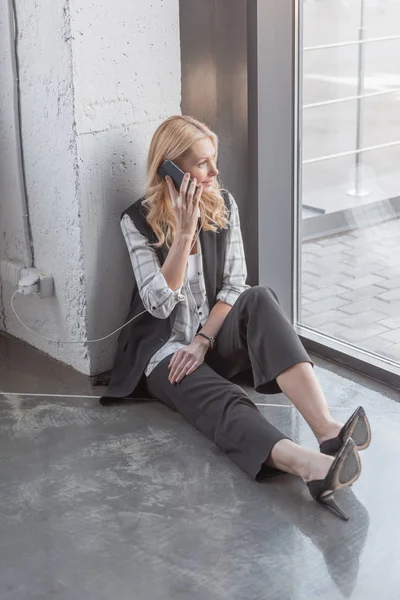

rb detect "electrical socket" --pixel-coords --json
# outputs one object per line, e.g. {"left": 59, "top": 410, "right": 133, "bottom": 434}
{"left": 20, "top": 268, "right": 54, "bottom": 298}
{"left": 1, "top": 260, "right": 54, "bottom": 297}
{"left": 38, "top": 272, "right": 54, "bottom": 298}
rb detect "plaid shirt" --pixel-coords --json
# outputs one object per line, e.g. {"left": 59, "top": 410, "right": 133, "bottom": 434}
{"left": 121, "top": 191, "right": 249, "bottom": 376}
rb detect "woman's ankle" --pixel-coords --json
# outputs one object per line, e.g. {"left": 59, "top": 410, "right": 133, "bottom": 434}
{"left": 316, "top": 420, "right": 343, "bottom": 446}
{"left": 267, "top": 440, "right": 334, "bottom": 482}
{"left": 300, "top": 453, "right": 334, "bottom": 483}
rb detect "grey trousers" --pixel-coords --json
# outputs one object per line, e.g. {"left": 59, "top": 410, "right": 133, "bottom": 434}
{"left": 146, "top": 286, "right": 312, "bottom": 480}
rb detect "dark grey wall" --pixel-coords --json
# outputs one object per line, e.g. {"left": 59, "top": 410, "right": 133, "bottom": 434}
{"left": 179, "top": 0, "right": 258, "bottom": 285}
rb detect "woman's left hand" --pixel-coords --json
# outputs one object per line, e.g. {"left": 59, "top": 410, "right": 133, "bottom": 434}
{"left": 168, "top": 337, "right": 209, "bottom": 384}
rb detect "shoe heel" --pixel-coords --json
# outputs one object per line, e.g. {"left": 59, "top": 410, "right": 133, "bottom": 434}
{"left": 318, "top": 492, "right": 349, "bottom": 521}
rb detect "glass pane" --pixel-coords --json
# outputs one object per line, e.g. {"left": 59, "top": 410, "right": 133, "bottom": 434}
{"left": 303, "top": 0, "right": 361, "bottom": 48}
{"left": 364, "top": 0, "right": 400, "bottom": 38}
{"left": 299, "top": 0, "right": 400, "bottom": 366}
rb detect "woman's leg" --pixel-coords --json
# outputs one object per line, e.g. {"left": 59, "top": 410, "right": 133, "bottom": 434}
{"left": 276, "top": 363, "right": 342, "bottom": 445}
{"left": 267, "top": 439, "right": 333, "bottom": 482}
{"left": 146, "top": 355, "right": 332, "bottom": 481}
{"left": 211, "top": 286, "right": 344, "bottom": 445}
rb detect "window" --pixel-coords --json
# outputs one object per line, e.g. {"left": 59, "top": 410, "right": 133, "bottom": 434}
{"left": 298, "top": 0, "right": 400, "bottom": 371}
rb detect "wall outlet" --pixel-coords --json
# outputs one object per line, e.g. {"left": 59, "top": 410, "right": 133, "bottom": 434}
{"left": 1, "top": 259, "right": 25, "bottom": 287}
{"left": 20, "top": 267, "right": 54, "bottom": 298}
{"left": 38, "top": 272, "right": 54, "bottom": 298}
{"left": 1, "top": 260, "right": 54, "bottom": 297}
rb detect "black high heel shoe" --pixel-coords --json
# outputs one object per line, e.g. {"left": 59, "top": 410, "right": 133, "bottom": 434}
{"left": 320, "top": 406, "right": 371, "bottom": 456}
{"left": 308, "top": 438, "right": 361, "bottom": 521}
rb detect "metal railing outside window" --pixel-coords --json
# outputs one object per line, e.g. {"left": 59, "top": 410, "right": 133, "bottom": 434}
{"left": 302, "top": 0, "right": 400, "bottom": 197}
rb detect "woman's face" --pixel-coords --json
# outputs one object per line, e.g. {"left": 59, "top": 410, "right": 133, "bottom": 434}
{"left": 178, "top": 138, "right": 219, "bottom": 191}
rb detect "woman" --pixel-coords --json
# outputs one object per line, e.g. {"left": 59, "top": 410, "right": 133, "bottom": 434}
{"left": 101, "top": 115, "right": 371, "bottom": 521}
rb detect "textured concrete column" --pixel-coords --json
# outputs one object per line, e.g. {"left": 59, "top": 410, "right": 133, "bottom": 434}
{"left": 0, "top": 0, "right": 181, "bottom": 375}
{"left": 71, "top": 0, "right": 181, "bottom": 375}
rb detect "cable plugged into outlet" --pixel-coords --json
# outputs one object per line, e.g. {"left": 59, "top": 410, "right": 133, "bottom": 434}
{"left": 18, "top": 268, "right": 54, "bottom": 297}
{"left": 18, "top": 270, "right": 40, "bottom": 295}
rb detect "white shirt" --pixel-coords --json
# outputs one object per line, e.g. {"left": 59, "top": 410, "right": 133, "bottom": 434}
{"left": 120, "top": 191, "right": 249, "bottom": 376}
{"left": 187, "top": 253, "right": 198, "bottom": 282}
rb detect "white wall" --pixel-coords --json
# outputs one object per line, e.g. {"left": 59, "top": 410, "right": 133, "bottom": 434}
{"left": 0, "top": 0, "right": 89, "bottom": 373}
{"left": 71, "top": 0, "right": 181, "bottom": 374}
{"left": 0, "top": 0, "right": 181, "bottom": 375}
{"left": 0, "top": 1, "right": 26, "bottom": 329}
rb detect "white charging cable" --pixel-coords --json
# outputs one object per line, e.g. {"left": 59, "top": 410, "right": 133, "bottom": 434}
{"left": 11, "top": 290, "right": 147, "bottom": 345}
{"left": 9, "top": 212, "right": 204, "bottom": 346}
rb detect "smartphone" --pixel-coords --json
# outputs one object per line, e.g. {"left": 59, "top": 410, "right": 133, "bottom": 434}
{"left": 157, "top": 160, "right": 198, "bottom": 196}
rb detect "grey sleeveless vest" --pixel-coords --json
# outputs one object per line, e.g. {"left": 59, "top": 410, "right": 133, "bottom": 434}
{"left": 100, "top": 191, "right": 231, "bottom": 405}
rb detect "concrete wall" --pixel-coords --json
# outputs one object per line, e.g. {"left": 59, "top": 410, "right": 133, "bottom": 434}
{"left": 0, "top": 0, "right": 181, "bottom": 375}
{"left": 0, "top": 1, "right": 22, "bottom": 328}
{"left": 71, "top": 0, "right": 181, "bottom": 375}
{"left": 0, "top": 0, "right": 89, "bottom": 373}
{"left": 0, "top": 2, "right": 29, "bottom": 282}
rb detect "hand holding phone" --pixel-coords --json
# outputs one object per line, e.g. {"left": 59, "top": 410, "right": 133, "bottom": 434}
{"left": 158, "top": 160, "right": 197, "bottom": 194}
{"left": 158, "top": 161, "right": 202, "bottom": 238}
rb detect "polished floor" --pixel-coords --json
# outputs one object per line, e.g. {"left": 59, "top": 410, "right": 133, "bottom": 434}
{"left": 1, "top": 333, "right": 400, "bottom": 600}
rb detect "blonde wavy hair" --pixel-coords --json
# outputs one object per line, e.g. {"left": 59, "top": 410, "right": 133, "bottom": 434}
{"left": 143, "top": 115, "right": 229, "bottom": 248}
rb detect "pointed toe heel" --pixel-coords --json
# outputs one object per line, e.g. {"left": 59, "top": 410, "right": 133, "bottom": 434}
{"left": 308, "top": 438, "right": 361, "bottom": 521}
{"left": 315, "top": 492, "right": 349, "bottom": 521}
{"left": 320, "top": 406, "right": 371, "bottom": 456}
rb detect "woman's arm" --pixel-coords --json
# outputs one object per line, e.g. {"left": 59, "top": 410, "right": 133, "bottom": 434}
{"left": 197, "top": 193, "right": 248, "bottom": 341}
{"left": 196, "top": 300, "right": 232, "bottom": 343}
{"left": 160, "top": 232, "right": 193, "bottom": 291}
{"left": 161, "top": 173, "right": 202, "bottom": 290}
{"left": 169, "top": 193, "right": 249, "bottom": 383}
{"left": 121, "top": 175, "right": 201, "bottom": 319}
{"left": 168, "top": 300, "right": 232, "bottom": 384}
{"left": 216, "top": 192, "right": 250, "bottom": 306}
{"left": 121, "top": 215, "right": 186, "bottom": 319}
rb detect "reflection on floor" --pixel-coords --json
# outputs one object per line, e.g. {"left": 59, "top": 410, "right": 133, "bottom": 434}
{"left": 1, "top": 333, "right": 400, "bottom": 600}
{"left": 302, "top": 217, "right": 400, "bottom": 362}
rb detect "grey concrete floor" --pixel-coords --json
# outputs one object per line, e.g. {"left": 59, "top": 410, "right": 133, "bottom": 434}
{"left": 1, "top": 333, "right": 400, "bottom": 600}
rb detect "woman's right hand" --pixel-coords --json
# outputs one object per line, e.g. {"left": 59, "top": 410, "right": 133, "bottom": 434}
{"left": 165, "top": 173, "right": 203, "bottom": 239}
